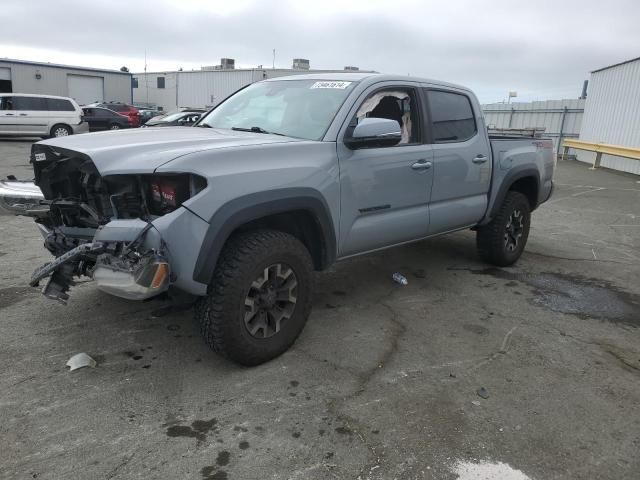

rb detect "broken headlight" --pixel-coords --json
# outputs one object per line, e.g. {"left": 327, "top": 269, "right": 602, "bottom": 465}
{"left": 143, "top": 174, "right": 207, "bottom": 216}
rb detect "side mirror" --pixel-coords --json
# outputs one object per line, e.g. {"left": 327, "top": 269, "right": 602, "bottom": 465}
{"left": 345, "top": 117, "right": 402, "bottom": 149}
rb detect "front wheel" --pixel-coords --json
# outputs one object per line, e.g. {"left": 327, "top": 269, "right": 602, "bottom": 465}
{"left": 195, "top": 230, "right": 313, "bottom": 366}
{"left": 477, "top": 191, "right": 531, "bottom": 266}
{"left": 109, "top": 123, "right": 121, "bottom": 130}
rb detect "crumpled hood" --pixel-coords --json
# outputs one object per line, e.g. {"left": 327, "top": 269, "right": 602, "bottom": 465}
{"left": 38, "top": 127, "right": 300, "bottom": 175}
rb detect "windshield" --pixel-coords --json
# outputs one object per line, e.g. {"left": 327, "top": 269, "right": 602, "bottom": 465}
{"left": 198, "top": 79, "right": 357, "bottom": 140}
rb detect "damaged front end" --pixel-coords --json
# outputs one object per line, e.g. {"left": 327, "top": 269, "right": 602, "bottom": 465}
{"left": 3, "top": 144, "right": 205, "bottom": 304}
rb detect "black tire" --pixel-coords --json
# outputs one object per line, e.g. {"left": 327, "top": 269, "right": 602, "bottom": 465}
{"left": 109, "top": 123, "right": 121, "bottom": 130}
{"left": 477, "top": 191, "right": 531, "bottom": 267}
{"left": 50, "top": 124, "right": 71, "bottom": 138}
{"left": 195, "top": 229, "right": 313, "bottom": 366}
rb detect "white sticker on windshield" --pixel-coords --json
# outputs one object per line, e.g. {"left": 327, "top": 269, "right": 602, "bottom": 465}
{"left": 34, "top": 152, "right": 46, "bottom": 162}
{"left": 310, "top": 81, "right": 352, "bottom": 89}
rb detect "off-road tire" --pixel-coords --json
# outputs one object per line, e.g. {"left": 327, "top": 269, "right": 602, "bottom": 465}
{"left": 195, "top": 229, "right": 313, "bottom": 366}
{"left": 477, "top": 191, "right": 531, "bottom": 267}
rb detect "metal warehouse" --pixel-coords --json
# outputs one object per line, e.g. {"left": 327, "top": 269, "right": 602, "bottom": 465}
{"left": 577, "top": 56, "right": 640, "bottom": 174}
{"left": 133, "top": 58, "right": 370, "bottom": 112}
{"left": 0, "top": 58, "right": 132, "bottom": 106}
{"left": 483, "top": 99, "right": 585, "bottom": 157}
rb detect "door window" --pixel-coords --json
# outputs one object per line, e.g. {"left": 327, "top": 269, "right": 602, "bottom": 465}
{"left": 46, "top": 98, "right": 75, "bottom": 111}
{"left": 12, "top": 96, "right": 48, "bottom": 111}
{"left": 352, "top": 88, "right": 420, "bottom": 145}
{"left": 425, "top": 90, "right": 476, "bottom": 143}
{"left": 1, "top": 97, "right": 14, "bottom": 110}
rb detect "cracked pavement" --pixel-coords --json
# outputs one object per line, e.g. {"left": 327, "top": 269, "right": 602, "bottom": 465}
{"left": 1, "top": 139, "right": 639, "bottom": 480}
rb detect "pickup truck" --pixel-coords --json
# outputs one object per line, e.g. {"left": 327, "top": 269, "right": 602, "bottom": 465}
{"left": 0, "top": 73, "right": 555, "bottom": 365}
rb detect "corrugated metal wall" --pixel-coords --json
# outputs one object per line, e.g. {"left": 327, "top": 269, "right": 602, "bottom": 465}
{"left": 0, "top": 60, "right": 132, "bottom": 104}
{"left": 178, "top": 70, "right": 256, "bottom": 108}
{"left": 133, "top": 72, "right": 179, "bottom": 111}
{"left": 483, "top": 99, "right": 585, "bottom": 155}
{"left": 133, "top": 69, "right": 369, "bottom": 112}
{"left": 578, "top": 59, "right": 640, "bottom": 175}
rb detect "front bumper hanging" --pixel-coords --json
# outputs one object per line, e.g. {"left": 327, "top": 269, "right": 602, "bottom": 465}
{"left": 31, "top": 224, "right": 172, "bottom": 304}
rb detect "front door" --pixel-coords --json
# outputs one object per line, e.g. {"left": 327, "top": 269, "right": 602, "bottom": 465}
{"left": 337, "top": 84, "right": 433, "bottom": 257}
{"left": 0, "top": 96, "right": 17, "bottom": 134}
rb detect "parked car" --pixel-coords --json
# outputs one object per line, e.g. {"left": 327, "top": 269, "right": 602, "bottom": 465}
{"left": 138, "top": 108, "right": 164, "bottom": 125}
{"left": 0, "top": 93, "right": 88, "bottom": 138}
{"left": 87, "top": 101, "right": 140, "bottom": 127}
{"left": 0, "top": 73, "right": 555, "bottom": 366}
{"left": 82, "top": 107, "right": 132, "bottom": 131}
{"left": 142, "top": 110, "right": 204, "bottom": 127}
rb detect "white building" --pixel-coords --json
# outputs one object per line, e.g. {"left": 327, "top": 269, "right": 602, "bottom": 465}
{"left": 578, "top": 56, "right": 640, "bottom": 174}
{"left": 483, "top": 99, "right": 585, "bottom": 156}
{"left": 132, "top": 59, "right": 369, "bottom": 112}
{"left": 0, "top": 58, "right": 132, "bottom": 105}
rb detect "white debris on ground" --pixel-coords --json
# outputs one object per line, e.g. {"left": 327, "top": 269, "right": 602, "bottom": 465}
{"left": 66, "top": 353, "right": 97, "bottom": 372}
{"left": 452, "top": 460, "right": 531, "bottom": 480}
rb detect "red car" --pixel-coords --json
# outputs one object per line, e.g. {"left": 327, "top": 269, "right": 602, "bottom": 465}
{"left": 91, "top": 102, "right": 141, "bottom": 127}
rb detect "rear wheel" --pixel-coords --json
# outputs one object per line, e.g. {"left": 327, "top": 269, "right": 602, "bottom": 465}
{"left": 50, "top": 124, "right": 71, "bottom": 138}
{"left": 109, "top": 123, "right": 121, "bottom": 130}
{"left": 477, "top": 191, "right": 531, "bottom": 266}
{"left": 195, "top": 230, "right": 313, "bottom": 366}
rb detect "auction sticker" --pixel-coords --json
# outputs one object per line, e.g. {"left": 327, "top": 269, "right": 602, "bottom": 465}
{"left": 310, "top": 81, "right": 352, "bottom": 89}
{"left": 34, "top": 152, "right": 46, "bottom": 161}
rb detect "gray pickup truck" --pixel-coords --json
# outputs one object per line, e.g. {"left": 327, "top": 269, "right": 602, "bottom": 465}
{"left": 0, "top": 73, "right": 555, "bottom": 365}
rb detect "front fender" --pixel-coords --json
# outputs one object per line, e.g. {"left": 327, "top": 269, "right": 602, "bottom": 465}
{"left": 192, "top": 188, "right": 336, "bottom": 286}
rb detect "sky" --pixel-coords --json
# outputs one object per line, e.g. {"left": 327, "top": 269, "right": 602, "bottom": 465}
{"left": 1, "top": 0, "right": 639, "bottom": 103}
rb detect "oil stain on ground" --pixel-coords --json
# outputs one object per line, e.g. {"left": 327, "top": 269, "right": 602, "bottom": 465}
{"left": 465, "top": 268, "right": 640, "bottom": 326}
{"left": 166, "top": 418, "right": 218, "bottom": 443}
{"left": 201, "top": 465, "right": 228, "bottom": 480}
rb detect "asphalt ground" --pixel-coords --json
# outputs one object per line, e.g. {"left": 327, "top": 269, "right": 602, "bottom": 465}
{"left": 1, "top": 138, "right": 638, "bottom": 480}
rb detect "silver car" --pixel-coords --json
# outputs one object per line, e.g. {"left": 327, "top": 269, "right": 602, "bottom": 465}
{"left": 0, "top": 93, "right": 88, "bottom": 138}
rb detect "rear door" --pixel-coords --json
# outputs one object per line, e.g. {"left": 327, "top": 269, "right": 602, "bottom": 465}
{"left": 0, "top": 96, "right": 17, "bottom": 134}
{"left": 13, "top": 96, "right": 49, "bottom": 136}
{"left": 337, "top": 82, "right": 434, "bottom": 257}
{"left": 423, "top": 88, "right": 491, "bottom": 234}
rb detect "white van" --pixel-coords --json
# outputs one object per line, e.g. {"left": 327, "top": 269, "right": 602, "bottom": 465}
{"left": 0, "top": 93, "right": 89, "bottom": 138}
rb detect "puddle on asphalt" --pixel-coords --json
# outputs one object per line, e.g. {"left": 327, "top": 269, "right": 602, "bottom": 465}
{"left": 452, "top": 460, "right": 531, "bottom": 480}
{"left": 459, "top": 268, "right": 639, "bottom": 326}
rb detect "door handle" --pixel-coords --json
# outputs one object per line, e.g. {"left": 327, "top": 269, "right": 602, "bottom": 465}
{"left": 472, "top": 155, "right": 488, "bottom": 164}
{"left": 19, "top": 113, "right": 28, "bottom": 116}
{"left": 4, "top": 113, "right": 14, "bottom": 116}
{"left": 411, "top": 160, "right": 433, "bottom": 171}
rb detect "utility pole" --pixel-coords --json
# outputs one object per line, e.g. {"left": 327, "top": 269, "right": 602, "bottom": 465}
{"left": 144, "top": 50, "right": 148, "bottom": 105}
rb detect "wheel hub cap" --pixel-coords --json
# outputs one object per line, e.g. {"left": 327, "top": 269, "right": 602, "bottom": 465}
{"left": 244, "top": 263, "right": 298, "bottom": 339}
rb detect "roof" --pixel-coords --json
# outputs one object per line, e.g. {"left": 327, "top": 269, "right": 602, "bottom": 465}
{"left": 0, "top": 58, "right": 131, "bottom": 76}
{"left": 265, "top": 72, "right": 472, "bottom": 92}
{"left": 591, "top": 56, "right": 640, "bottom": 73}
{"left": 0, "top": 92, "right": 75, "bottom": 100}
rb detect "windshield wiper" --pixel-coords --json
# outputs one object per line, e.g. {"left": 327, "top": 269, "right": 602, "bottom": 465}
{"left": 197, "top": 123, "right": 212, "bottom": 128}
{"left": 231, "top": 126, "right": 286, "bottom": 136}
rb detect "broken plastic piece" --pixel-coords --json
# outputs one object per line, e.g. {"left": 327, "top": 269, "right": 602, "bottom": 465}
{"left": 476, "top": 387, "right": 490, "bottom": 399}
{"left": 392, "top": 272, "right": 408, "bottom": 285}
{"left": 66, "top": 353, "right": 97, "bottom": 372}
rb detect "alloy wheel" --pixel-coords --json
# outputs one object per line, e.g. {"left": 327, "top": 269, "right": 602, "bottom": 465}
{"left": 243, "top": 263, "right": 298, "bottom": 339}
{"left": 504, "top": 209, "right": 524, "bottom": 252}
